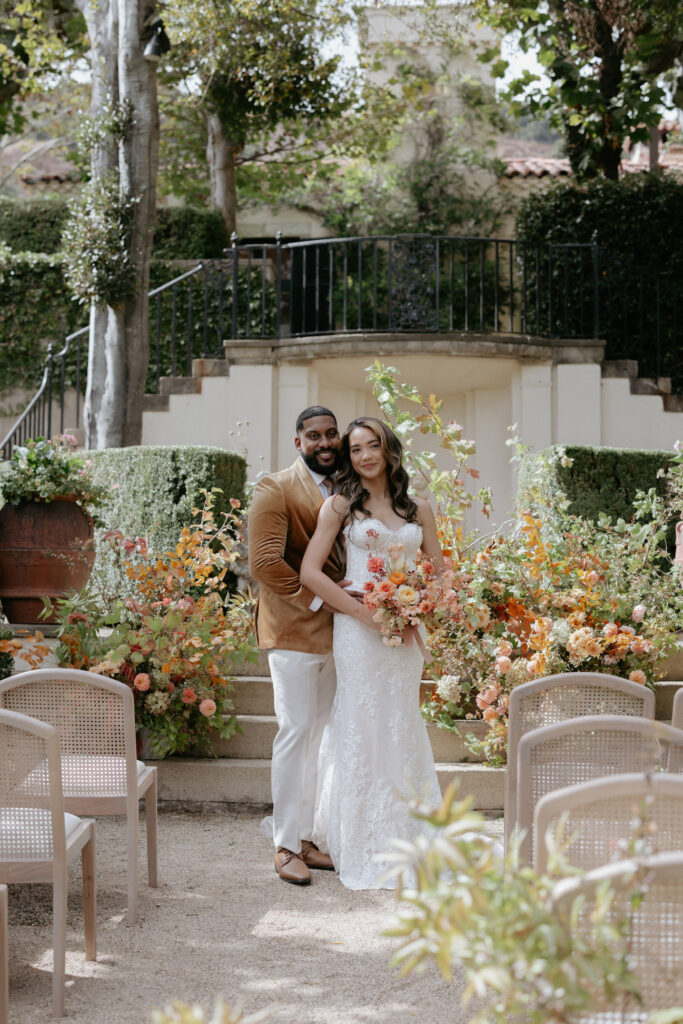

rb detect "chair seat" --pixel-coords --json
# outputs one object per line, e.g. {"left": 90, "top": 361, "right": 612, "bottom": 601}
{"left": 0, "top": 808, "right": 82, "bottom": 860}
{"left": 24, "top": 756, "right": 147, "bottom": 797}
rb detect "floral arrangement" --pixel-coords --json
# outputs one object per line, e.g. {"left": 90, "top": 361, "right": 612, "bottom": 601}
{"left": 368, "top": 364, "right": 683, "bottom": 767}
{"left": 0, "top": 434, "right": 107, "bottom": 513}
{"left": 0, "top": 628, "right": 50, "bottom": 679}
{"left": 152, "top": 999, "right": 269, "bottom": 1024}
{"left": 47, "top": 490, "right": 256, "bottom": 757}
{"left": 362, "top": 536, "right": 458, "bottom": 649}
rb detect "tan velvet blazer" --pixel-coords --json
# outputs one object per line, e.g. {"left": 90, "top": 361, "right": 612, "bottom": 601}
{"left": 248, "top": 457, "right": 344, "bottom": 654}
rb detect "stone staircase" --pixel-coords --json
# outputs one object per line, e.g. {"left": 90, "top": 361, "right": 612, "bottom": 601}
{"left": 154, "top": 652, "right": 507, "bottom": 812}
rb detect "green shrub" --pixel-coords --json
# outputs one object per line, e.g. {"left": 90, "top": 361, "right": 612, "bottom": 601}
{"left": 153, "top": 207, "right": 229, "bottom": 260}
{"left": 515, "top": 174, "right": 683, "bottom": 267}
{"left": 88, "top": 445, "right": 246, "bottom": 597}
{"left": 518, "top": 444, "right": 676, "bottom": 551}
{"left": 514, "top": 176, "right": 683, "bottom": 389}
{"left": 0, "top": 196, "right": 69, "bottom": 254}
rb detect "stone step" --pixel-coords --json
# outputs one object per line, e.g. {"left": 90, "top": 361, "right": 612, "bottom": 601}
{"left": 231, "top": 677, "right": 275, "bottom": 716}
{"left": 216, "top": 714, "right": 487, "bottom": 762}
{"left": 154, "top": 757, "right": 505, "bottom": 811}
{"left": 230, "top": 671, "right": 683, "bottom": 720}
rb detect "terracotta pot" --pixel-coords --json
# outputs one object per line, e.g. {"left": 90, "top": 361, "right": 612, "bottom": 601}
{"left": 0, "top": 498, "right": 95, "bottom": 624}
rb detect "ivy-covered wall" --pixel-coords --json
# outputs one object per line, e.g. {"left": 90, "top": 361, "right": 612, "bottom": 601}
{"left": 0, "top": 199, "right": 231, "bottom": 398}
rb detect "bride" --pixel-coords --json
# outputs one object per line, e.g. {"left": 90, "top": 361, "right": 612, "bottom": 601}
{"left": 300, "top": 417, "right": 444, "bottom": 890}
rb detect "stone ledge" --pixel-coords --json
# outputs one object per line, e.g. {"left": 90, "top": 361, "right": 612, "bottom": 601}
{"left": 224, "top": 332, "right": 605, "bottom": 366}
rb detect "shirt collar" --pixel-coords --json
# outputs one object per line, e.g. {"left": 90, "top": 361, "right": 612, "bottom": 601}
{"left": 300, "top": 456, "right": 328, "bottom": 486}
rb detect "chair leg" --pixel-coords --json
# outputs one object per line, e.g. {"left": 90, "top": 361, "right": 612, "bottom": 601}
{"left": 81, "top": 829, "right": 96, "bottom": 962}
{"left": 52, "top": 871, "right": 67, "bottom": 1018}
{"left": 146, "top": 772, "right": 158, "bottom": 888}
{"left": 126, "top": 806, "right": 138, "bottom": 927}
{"left": 0, "top": 886, "right": 8, "bottom": 1024}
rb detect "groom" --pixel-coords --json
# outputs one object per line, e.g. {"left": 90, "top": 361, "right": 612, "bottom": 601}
{"left": 248, "top": 406, "right": 344, "bottom": 884}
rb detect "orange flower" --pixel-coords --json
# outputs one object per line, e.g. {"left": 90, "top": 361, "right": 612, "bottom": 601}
{"left": 377, "top": 580, "right": 396, "bottom": 596}
{"left": 388, "top": 571, "right": 406, "bottom": 585}
{"left": 181, "top": 687, "right": 197, "bottom": 704}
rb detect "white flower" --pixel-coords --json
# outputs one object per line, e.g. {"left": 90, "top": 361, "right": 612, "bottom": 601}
{"left": 551, "top": 619, "right": 572, "bottom": 646}
{"left": 436, "top": 674, "right": 461, "bottom": 703}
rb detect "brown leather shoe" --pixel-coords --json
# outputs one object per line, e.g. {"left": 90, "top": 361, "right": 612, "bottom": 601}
{"left": 301, "top": 840, "right": 335, "bottom": 870}
{"left": 274, "top": 848, "right": 311, "bottom": 885}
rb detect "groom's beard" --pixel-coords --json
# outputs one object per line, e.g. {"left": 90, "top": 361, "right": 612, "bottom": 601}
{"left": 302, "top": 449, "right": 341, "bottom": 475}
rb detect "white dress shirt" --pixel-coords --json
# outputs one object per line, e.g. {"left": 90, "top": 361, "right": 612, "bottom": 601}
{"left": 301, "top": 459, "right": 334, "bottom": 611}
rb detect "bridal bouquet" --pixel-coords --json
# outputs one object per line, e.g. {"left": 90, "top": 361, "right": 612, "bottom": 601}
{"left": 363, "top": 543, "right": 455, "bottom": 649}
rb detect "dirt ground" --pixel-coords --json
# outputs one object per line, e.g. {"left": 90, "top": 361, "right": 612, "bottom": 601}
{"left": 6, "top": 808, "right": 503, "bottom": 1024}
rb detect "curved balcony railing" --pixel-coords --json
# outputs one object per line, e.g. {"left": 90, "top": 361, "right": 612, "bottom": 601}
{"left": 2, "top": 233, "right": 681, "bottom": 457}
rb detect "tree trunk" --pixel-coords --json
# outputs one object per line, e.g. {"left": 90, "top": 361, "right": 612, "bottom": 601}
{"left": 76, "top": 0, "right": 118, "bottom": 448}
{"left": 94, "top": 0, "right": 160, "bottom": 448}
{"left": 206, "top": 113, "right": 238, "bottom": 236}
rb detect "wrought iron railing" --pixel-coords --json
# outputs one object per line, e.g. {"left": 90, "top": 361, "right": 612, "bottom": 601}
{"left": 2, "top": 233, "right": 682, "bottom": 458}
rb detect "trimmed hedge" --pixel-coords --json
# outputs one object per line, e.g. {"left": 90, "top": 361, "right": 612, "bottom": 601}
{"left": 90, "top": 444, "right": 246, "bottom": 551}
{"left": 518, "top": 444, "right": 676, "bottom": 551}
{"left": 89, "top": 445, "right": 247, "bottom": 596}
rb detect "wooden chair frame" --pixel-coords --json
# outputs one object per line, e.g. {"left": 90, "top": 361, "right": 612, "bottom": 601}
{"left": 534, "top": 770, "right": 683, "bottom": 874}
{"left": 505, "top": 673, "right": 655, "bottom": 847}
{"left": 0, "top": 708, "right": 95, "bottom": 1017}
{"left": 516, "top": 715, "right": 683, "bottom": 866}
{"left": 0, "top": 669, "right": 157, "bottom": 927}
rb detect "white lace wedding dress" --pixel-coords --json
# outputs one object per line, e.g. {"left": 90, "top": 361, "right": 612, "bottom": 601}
{"left": 312, "top": 516, "right": 442, "bottom": 890}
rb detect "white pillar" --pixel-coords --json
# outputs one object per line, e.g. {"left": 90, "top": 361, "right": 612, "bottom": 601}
{"left": 553, "top": 363, "right": 601, "bottom": 446}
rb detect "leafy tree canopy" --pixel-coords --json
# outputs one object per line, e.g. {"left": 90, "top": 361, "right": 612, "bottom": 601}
{"left": 474, "top": 0, "right": 683, "bottom": 180}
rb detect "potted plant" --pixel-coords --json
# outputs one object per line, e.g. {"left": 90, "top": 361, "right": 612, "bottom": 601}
{"left": 0, "top": 435, "right": 107, "bottom": 623}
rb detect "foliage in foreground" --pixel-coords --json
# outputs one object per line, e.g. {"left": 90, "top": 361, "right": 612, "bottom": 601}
{"left": 47, "top": 491, "right": 256, "bottom": 757}
{"left": 386, "top": 784, "right": 651, "bottom": 1023}
{"left": 152, "top": 998, "right": 270, "bottom": 1024}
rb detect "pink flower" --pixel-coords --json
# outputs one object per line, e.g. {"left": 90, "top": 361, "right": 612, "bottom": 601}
{"left": 602, "top": 623, "right": 619, "bottom": 637}
{"left": 495, "top": 656, "right": 512, "bottom": 674}
{"left": 483, "top": 706, "right": 498, "bottom": 723}
{"left": 181, "top": 688, "right": 197, "bottom": 704}
{"left": 585, "top": 571, "right": 599, "bottom": 587}
{"left": 630, "top": 638, "right": 653, "bottom": 655}
{"left": 199, "top": 698, "right": 217, "bottom": 717}
{"left": 621, "top": 625, "right": 636, "bottom": 636}
{"left": 134, "top": 673, "right": 150, "bottom": 691}
{"left": 496, "top": 640, "right": 513, "bottom": 657}
{"left": 632, "top": 605, "right": 646, "bottom": 623}
{"left": 629, "top": 670, "right": 647, "bottom": 686}
{"left": 367, "top": 555, "right": 385, "bottom": 575}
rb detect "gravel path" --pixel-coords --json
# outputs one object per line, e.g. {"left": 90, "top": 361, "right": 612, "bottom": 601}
{"left": 6, "top": 809, "right": 502, "bottom": 1024}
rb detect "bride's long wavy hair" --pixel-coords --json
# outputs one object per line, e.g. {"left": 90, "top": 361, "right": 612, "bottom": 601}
{"left": 336, "top": 417, "right": 418, "bottom": 524}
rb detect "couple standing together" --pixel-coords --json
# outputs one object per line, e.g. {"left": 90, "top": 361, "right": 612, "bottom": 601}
{"left": 248, "top": 407, "right": 443, "bottom": 890}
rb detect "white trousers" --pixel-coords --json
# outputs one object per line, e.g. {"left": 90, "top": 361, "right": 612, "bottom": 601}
{"left": 268, "top": 648, "right": 336, "bottom": 853}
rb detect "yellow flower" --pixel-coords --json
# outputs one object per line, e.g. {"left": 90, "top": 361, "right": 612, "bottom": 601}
{"left": 397, "top": 585, "right": 419, "bottom": 606}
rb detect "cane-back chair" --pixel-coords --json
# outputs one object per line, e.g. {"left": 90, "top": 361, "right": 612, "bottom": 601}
{"left": 0, "top": 708, "right": 96, "bottom": 1017}
{"left": 0, "top": 669, "right": 157, "bottom": 926}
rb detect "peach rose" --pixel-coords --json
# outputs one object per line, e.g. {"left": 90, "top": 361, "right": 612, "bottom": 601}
{"left": 629, "top": 670, "right": 647, "bottom": 686}
{"left": 602, "top": 622, "right": 619, "bottom": 637}
{"left": 483, "top": 705, "right": 498, "bottom": 723}
{"left": 495, "top": 656, "right": 512, "bottom": 674}
{"left": 133, "top": 673, "right": 150, "bottom": 691}
{"left": 199, "top": 698, "right": 217, "bottom": 717}
{"left": 397, "top": 585, "right": 419, "bottom": 606}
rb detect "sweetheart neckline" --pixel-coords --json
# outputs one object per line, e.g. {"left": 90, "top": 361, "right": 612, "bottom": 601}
{"left": 347, "top": 515, "right": 421, "bottom": 537}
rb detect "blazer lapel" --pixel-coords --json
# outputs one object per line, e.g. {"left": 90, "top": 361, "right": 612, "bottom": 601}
{"left": 293, "top": 456, "right": 325, "bottom": 513}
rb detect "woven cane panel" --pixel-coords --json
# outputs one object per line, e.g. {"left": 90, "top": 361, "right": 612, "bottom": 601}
{"left": 529, "top": 731, "right": 665, "bottom": 862}
{"left": 518, "top": 684, "right": 647, "bottom": 741}
{"left": 0, "top": 723, "right": 53, "bottom": 860}
{"left": 572, "top": 874, "right": 683, "bottom": 1022}
{"left": 1, "top": 679, "right": 128, "bottom": 796}
{"left": 549, "top": 792, "right": 683, "bottom": 872}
